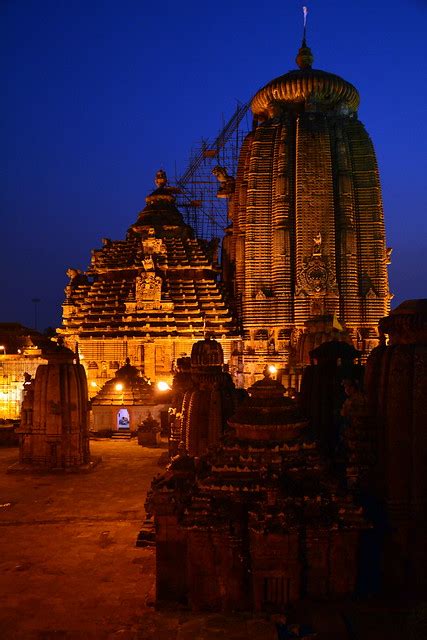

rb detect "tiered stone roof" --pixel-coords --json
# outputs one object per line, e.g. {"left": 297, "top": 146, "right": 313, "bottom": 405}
{"left": 174, "top": 374, "right": 364, "bottom": 533}
{"left": 60, "top": 171, "right": 235, "bottom": 341}
{"left": 91, "top": 358, "right": 154, "bottom": 406}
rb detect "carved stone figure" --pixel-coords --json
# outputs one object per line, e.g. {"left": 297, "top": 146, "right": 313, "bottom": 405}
{"left": 135, "top": 272, "right": 162, "bottom": 304}
{"left": 64, "top": 268, "right": 88, "bottom": 298}
{"left": 212, "top": 165, "right": 235, "bottom": 198}
{"left": 143, "top": 256, "right": 155, "bottom": 271}
{"left": 313, "top": 231, "right": 322, "bottom": 256}
{"left": 142, "top": 236, "right": 166, "bottom": 257}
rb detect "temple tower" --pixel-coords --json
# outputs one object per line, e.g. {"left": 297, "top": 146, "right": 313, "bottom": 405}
{"left": 170, "top": 335, "right": 238, "bottom": 456}
{"left": 224, "top": 37, "right": 391, "bottom": 384}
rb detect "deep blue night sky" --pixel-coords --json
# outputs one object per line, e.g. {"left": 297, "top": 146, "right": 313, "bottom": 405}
{"left": 2, "top": 0, "right": 426, "bottom": 330}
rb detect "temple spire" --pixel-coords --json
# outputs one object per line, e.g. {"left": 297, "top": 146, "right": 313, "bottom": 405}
{"left": 296, "top": 6, "right": 314, "bottom": 69}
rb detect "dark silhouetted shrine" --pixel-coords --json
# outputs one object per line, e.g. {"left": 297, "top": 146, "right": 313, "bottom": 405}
{"left": 147, "top": 369, "right": 366, "bottom": 610}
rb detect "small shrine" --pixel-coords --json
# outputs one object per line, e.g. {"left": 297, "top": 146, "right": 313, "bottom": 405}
{"left": 10, "top": 343, "right": 93, "bottom": 472}
{"left": 90, "top": 358, "right": 170, "bottom": 436}
{"left": 169, "top": 334, "right": 241, "bottom": 456}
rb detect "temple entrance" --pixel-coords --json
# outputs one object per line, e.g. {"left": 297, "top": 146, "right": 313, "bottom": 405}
{"left": 117, "top": 408, "right": 130, "bottom": 430}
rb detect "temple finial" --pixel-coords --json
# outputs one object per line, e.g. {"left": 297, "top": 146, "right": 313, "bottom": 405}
{"left": 303, "top": 5, "right": 308, "bottom": 44}
{"left": 296, "top": 6, "right": 314, "bottom": 69}
{"left": 155, "top": 169, "right": 167, "bottom": 188}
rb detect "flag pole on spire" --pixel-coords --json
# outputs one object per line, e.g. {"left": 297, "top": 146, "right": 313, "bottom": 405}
{"left": 303, "top": 6, "right": 308, "bottom": 44}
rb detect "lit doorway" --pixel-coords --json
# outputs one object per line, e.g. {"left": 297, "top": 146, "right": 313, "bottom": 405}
{"left": 117, "top": 408, "right": 130, "bottom": 430}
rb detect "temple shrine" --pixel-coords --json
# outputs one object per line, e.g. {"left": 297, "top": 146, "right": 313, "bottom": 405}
{"left": 223, "top": 36, "right": 392, "bottom": 386}
{"left": 169, "top": 334, "right": 241, "bottom": 456}
{"left": 58, "top": 170, "right": 236, "bottom": 395}
{"left": 57, "top": 31, "right": 392, "bottom": 397}
{"left": 10, "top": 343, "right": 91, "bottom": 471}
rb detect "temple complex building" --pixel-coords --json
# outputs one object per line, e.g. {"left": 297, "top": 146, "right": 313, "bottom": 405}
{"left": 223, "top": 38, "right": 391, "bottom": 386}
{"left": 59, "top": 35, "right": 391, "bottom": 396}
{"left": 58, "top": 171, "right": 236, "bottom": 396}
{"left": 0, "top": 324, "right": 57, "bottom": 420}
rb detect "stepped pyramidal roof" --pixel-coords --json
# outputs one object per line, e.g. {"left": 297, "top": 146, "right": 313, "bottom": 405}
{"left": 60, "top": 170, "right": 235, "bottom": 342}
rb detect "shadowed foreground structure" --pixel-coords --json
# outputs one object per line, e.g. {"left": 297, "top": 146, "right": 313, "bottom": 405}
{"left": 147, "top": 371, "right": 366, "bottom": 612}
{"left": 365, "top": 299, "right": 427, "bottom": 593}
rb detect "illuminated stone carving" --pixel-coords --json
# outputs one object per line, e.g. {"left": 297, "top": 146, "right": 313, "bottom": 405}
{"left": 212, "top": 165, "right": 235, "bottom": 198}
{"left": 147, "top": 367, "right": 367, "bottom": 610}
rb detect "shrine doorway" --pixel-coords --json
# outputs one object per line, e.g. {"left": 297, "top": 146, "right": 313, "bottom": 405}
{"left": 117, "top": 408, "right": 130, "bottom": 430}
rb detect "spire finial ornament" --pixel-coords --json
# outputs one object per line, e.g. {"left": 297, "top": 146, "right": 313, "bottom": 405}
{"left": 155, "top": 169, "right": 167, "bottom": 188}
{"left": 303, "top": 5, "right": 308, "bottom": 44}
{"left": 296, "top": 6, "right": 314, "bottom": 69}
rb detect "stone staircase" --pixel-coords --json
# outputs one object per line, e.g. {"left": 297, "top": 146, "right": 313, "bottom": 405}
{"left": 111, "top": 428, "right": 131, "bottom": 441}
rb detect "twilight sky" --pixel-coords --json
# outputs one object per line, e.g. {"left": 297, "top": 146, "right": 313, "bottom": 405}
{"left": 2, "top": 0, "right": 426, "bottom": 330}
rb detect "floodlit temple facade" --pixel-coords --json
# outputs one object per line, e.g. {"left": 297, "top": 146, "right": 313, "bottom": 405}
{"left": 224, "top": 39, "right": 391, "bottom": 384}
{"left": 59, "top": 39, "right": 391, "bottom": 393}
{"left": 58, "top": 171, "right": 236, "bottom": 396}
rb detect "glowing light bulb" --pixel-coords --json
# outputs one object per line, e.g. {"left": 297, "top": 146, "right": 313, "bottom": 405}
{"left": 157, "top": 381, "right": 171, "bottom": 391}
{"left": 115, "top": 383, "right": 123, "bottom": 391}
{"left": 268, "top": 365, "right": 277, "bottom": 375}
{"left": 91, "top": 381, "right": 97, "bottom": 388}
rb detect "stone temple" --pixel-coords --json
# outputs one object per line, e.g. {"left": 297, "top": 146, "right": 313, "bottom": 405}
{"left": 224, "top": 37, "right": 391, "bottom": 385}
{"left": 58, "top": 170, "right": 236, "bottom": 394}
{"left": 58, "top": 35, "right": 391, "bottom": 394}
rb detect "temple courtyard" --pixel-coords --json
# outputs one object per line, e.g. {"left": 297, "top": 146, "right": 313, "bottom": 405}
{"left": 0, "top": 440, "right": 421, "bottom": 639}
